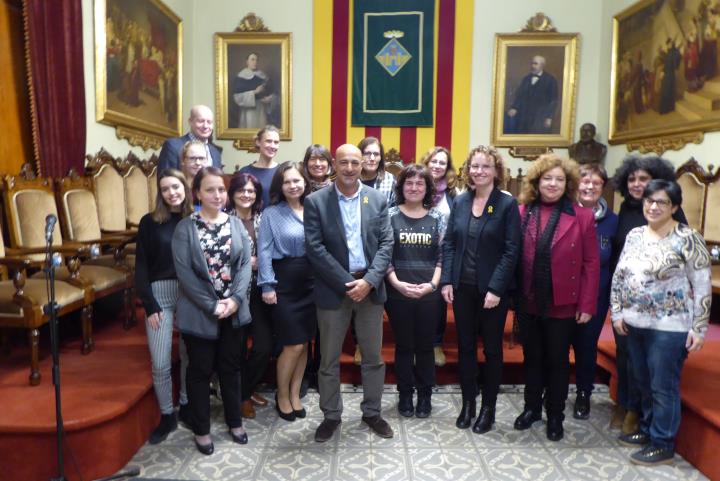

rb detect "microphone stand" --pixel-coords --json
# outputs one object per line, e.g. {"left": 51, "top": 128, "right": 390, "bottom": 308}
{"left": 44, "top": 228, "right": 65, "bottom": 481}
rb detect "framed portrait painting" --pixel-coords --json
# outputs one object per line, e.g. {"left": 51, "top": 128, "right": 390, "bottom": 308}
{"left": 214, "top": 32, "right": 292, "bottom": 142}
{"left": 490, "top": 33, "right": 579, "bottom": 148}
{"left": 94, "top": 0, "right": 182, "bottom": 148}
{"left": 610, "top": 0, "right": 720, "bottom": 148}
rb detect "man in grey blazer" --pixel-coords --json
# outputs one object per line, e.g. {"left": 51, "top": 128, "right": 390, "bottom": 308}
{"left": 304, "top": 144, "right": 394, "bottom": 442}
{"left": 157, "top": 105, "right": 223, "bottom": 172}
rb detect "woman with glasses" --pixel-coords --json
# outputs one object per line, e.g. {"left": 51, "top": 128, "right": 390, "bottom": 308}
{"left": 571, "top": 164, "right": 618, "bottom": 420}
{"left": 358, "top": 136, "right": 396, "bottom": 207}
{"left": 440, "top": 146, "right": 520, "bottom": 433}
{"left": 611, "top": 179, "right": 710, "bottom": 466}
{"left": 227, "top": 173, "right": 271, "bottom": 419}
{"left": 181, "top": 140, "right": 212, "bottom": 192}
{"left": 609, "top": 155, "right": 688, "bottom": 433}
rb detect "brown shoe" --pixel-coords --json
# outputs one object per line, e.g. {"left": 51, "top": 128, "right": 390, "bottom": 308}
{"left": 362, "top": 415, "right": 394, "bottom": 438}
{"left": 354, "top": 346, "right": 362, "bottom": 365}
{"left": 622, "top": 410, "right": 640, "bottom": 435}
{"left": 610, "top": 404, "right": 626, "bottom": 429}
{"left": 251, "top": 392, "right": 269, "bottom": 406}
{"left": 314, "top": 418, "right": 341, "bottom": 443}
{"left": 241, "top": 400, "right": 256, "bottom": 419}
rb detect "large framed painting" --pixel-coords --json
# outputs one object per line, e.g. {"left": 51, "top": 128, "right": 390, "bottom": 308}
{"left": 610, "top": 0, "right": 720, "bottom": 150}
{"left": 490, "top": 33, "right": 579, "bottom": 148}
{"left": 94, "top": 0, "right": 182, "bottom": 149}
{"left": 214, "top": 32, "right": 292, "bottom": 143}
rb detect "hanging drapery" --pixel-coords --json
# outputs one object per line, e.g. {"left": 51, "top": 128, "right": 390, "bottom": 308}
{"left": 24, "top": 0, "right": 86, "bottom": 177}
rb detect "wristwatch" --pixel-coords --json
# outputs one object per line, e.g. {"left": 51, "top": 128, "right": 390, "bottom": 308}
{"left": 429, "top": 281, "right": 437, "bottom": 292}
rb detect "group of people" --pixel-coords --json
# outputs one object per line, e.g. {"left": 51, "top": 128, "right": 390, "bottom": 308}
{"left": 135, "top": 104, "right": 711, "bottom": 467}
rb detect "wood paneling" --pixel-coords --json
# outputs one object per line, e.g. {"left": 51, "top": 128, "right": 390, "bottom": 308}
{"left": 0, "top": 0, "right": 33, "bottom": 176}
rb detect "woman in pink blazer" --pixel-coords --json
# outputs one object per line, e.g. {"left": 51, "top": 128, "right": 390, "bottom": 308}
{"left": 513, "top": 154, "right": 600, "bottom": 442}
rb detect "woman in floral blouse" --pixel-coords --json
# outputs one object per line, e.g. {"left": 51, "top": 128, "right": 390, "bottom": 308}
{"left": 172, "top": 167, "right": 252, "bottom": 455}
{"left": 611, "top": 179, "right": 711, "bottom": 467}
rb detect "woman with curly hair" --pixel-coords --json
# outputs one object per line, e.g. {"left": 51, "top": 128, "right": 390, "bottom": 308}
{"left": 421, "top": 146, "right": 460, "bottom": 366}
{"left": 513, "top": 154, "right": 600, "bottom": 441}
{"left": 440, "top": 146, "right": 520, "bottom": 433}
{"left": 609, "top": 154, "right": 688, "bottom": 433}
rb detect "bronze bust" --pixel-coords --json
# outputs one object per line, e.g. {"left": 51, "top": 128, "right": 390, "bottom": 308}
{"left": 568, "top": 123, "right": 607, "bottom": 164}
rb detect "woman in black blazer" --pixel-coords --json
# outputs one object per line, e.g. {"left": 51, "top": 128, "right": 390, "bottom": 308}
{"left": 440, "top": 146, "right": 521, "bottom": 434}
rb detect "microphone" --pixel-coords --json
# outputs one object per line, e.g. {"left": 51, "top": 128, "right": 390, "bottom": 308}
{"left": 45, "top": 214, "right": 57, "bottom": 243}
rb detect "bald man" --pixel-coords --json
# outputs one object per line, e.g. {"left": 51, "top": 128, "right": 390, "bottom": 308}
{"left": 304, "top": 144, "right": 394, "bottom": 442}
{"left": 158, "top": 105, "right": 223, "bottom": 172}
{"left": 506, "top": 55, "right": 558, "bottom": 134}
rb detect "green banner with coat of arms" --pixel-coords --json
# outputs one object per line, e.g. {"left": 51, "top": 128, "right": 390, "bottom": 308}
{"left": 352, "top": 0, "right": 434, "bottom": 126}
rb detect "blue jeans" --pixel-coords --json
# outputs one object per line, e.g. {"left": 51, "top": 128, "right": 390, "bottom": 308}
{"left": 613, "top": 326, "right": 642, "bottom": 411}
{"left": 626, "top": 326, "right": 688, "bottom": 451}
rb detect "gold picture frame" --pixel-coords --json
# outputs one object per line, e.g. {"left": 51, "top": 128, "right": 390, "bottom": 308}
{"left": 94, "top": 0, "right": 183, "bottom": 150}
{"left": 609, "top": 0, "right": 718, "bottom": 152}
{"left": 214, "top": 32, "right": 292, "bottom": 144}
{"left": 490, "top": 33, "right": 579, "bottom": 148}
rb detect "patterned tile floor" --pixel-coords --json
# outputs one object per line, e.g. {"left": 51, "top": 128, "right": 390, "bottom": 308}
{"left": 122, "top": 385, "right": 709, "bottom": 481}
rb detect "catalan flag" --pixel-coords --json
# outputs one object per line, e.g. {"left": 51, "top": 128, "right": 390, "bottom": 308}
{"left": 313, "top": 0, "right": 474, "bottom": 164}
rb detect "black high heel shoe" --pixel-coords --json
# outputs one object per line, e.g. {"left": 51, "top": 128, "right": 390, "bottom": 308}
{"left": 229, "top": 428, "right": 248, "bottom": 444}
{"left": 275, "top": 394, "right": 296, "bottom": 421}
{"left": 194, "top": 437, "right": 214, "bottom": 455}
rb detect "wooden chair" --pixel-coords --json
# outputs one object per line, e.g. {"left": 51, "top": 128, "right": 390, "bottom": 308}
{"left": 3, "top": 169, "right": 136, "bottom": 330}
{"left": 145, "top": 154, "right": 159, "bottom": 213}
{"left": 676, "top": 159, "right": 708, "bottom": 233}
{"left": 55, "top": 168, "right": 134, "bottom": 270}
{"left": 120, "top": 152, "right": 150, "bottom": 229}
{"left": 0, "top": 175, "right": 96, "bottom": 385}
{"left": 384, "top": 148, "right": 404, "bottom": 177}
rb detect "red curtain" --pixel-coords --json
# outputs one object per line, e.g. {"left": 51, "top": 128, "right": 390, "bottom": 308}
{"left": 25, "top": 0, "right": 85, "bottom": 177}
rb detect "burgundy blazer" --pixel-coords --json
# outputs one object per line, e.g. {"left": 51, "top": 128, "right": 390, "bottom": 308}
{"left": 519, "top": 202, "right": 600, "bottom": 316}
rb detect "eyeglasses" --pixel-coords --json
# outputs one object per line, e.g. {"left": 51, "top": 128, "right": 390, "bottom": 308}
{"left": 238, "top": 189, "right": 256, "bottom": 195}
{"left": 362, "top": 151, "right": 381, "bottom": 159}
{"left": 643, "top": 197, "right": 671, "bottom": 208}
{"left": 185, "top": 156, "right": 207, "bottom": 164}
{"left": 469, "top": 164, "right": 495, "bottom": 172}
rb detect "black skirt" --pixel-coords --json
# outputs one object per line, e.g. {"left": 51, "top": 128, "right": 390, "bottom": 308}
{"left": 271, "top": 256, "right": 317, "bottom": 346}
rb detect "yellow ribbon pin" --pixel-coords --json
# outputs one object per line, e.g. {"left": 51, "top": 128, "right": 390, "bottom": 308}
{"left": 487, "top": 206, "right": 494, "bottom": 214}
{"left": 363, "top": 196, "right": 369, "bottom": 204}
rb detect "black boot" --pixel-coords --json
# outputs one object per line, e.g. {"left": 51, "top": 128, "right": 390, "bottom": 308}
{"left": 455, "top": 398, "right": 476, "bottom": 429}
{"left": 415, "top": 394, "right": 432, "bottom": 419}
{"left": 398, "top": 392, "right": 414, "bottom": 418}
{"left": 573, "top": 390, "right": 591, "bottom": 420}
{"left": 513, "top": 408, "right": 542, "bottom": 430}
{"left": 149, "top": 413, "right": 178, "bottom": 445}
{"left": 546, "top": 414, "right": 564, "bottom": 441}
{"left": 472, "top": 406, "right": 495, "bottom": 434}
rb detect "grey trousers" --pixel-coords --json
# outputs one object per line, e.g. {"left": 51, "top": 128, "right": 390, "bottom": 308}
{"left": 317, "top": 297, "right": 385, "bottom": 421}
{"left": 147, "top": 280, "right": 188, "bottom": 414}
